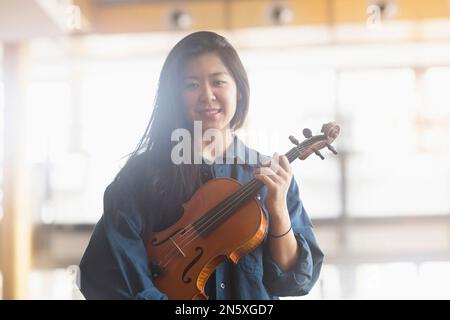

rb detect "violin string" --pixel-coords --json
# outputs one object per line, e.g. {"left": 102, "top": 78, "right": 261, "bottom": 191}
{"left": 158, "top": 146, "right": 304, "bottom": 268}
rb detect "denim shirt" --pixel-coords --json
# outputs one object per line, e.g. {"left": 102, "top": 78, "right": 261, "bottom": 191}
{"left": 79, "top": 138, "right": 324, "bottom": 300}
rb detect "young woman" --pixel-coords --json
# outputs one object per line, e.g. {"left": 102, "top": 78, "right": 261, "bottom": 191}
{"left": 79, "top": 31, "right": 323, "bottom": 300}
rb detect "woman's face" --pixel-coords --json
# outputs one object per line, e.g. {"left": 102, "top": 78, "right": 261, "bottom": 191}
{"left": 181, "top": 52, "right": 238, "bottom": 132}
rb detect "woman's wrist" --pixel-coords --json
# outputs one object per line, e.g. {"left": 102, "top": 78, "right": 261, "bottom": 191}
{"left": 269, "top": 224, "right": 292, "bottom": 238}
{"left": 266, "top": 198, "right": 288, "bottom": 218}
{"left": 268, "top": 206, "right": 291, "bottom": 235}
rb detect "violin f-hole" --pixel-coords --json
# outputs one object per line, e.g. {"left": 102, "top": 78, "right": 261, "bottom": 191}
{"left": 182, "top": 247, "right": 204, "bottom": 284}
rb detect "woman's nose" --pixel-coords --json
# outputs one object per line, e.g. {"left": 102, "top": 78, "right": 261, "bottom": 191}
{"left": 199, "top": 84, "right": 216, "bottom": 102}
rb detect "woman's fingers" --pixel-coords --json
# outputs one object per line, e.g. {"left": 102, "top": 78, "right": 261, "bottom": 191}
{"left": 254, "top": 166, "right": 282, "bottom": 184}
{"left": 278, "top": 154, "right": 292, "bottom": 174}
{"left": 269, "top": 153, "right": 292, "bottom": 182}
{"left": 254, "top": 170, "right": 278, "bottom": 190}
{"left": 255, "top": 153, "right": 291, "bottom": 178}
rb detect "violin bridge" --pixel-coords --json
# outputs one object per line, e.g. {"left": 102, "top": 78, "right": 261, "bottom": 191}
{"left": 170, "top": 236, "right": 186, "bottom": 258}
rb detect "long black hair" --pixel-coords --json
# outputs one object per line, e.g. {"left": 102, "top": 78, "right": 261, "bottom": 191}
{"left": 111, "top": 31, "right": 250, "bottom": 233}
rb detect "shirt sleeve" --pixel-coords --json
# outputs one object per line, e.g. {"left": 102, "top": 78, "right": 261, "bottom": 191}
{"left": 262, "top": 177, "right": 324, "bottom": 297}
{"left": 79, "top": 182, "right": 168, "bottom": 300}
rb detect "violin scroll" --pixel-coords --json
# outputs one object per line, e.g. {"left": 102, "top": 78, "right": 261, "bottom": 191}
{"left": 288, "top": 122, "right": 340, "bottom": 161}
{"left": 321, "top": 122, "right": 340, "bottom": 141}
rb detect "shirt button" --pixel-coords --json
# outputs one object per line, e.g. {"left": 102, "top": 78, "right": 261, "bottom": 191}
{"left": 257, "top": 195, "right": 261, "bottom": 200}
{"left": 220, "top": 282, "right": 225, "bottom": 289}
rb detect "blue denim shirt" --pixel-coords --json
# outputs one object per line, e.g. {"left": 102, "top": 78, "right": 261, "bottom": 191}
{"left": 79, "top": 138, "right": 324, "bottom": 300}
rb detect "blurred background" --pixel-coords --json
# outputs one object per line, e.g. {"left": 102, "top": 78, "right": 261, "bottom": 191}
{"left": 1, "top": 0, "right": 450, "bottom": 300}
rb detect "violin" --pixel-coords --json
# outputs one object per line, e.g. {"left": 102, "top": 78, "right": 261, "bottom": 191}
{"left": 145, "top": 122, "right": 340, "bottom": 299}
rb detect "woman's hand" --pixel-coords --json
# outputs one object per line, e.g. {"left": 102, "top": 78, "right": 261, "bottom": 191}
{"left": 253, "top": 153, "right": 299, "bottom": 272}
{"left": 253, "top": 153, "right": 293, "bottom": 222}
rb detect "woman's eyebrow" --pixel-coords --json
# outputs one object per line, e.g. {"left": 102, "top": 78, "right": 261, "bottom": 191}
{"left": 209, "top": 72, "right": 229, "bottom": 77}
{"left": 183, "top": 72, "right": 229, "bottom": 80}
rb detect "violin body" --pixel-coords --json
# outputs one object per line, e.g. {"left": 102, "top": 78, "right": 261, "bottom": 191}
{"left": 146, "top": 177, "right": 267, "bottom": 300}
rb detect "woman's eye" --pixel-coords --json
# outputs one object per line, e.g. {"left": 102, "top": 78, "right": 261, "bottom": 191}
{"left": 214, "top": 80, "right": 226, "bottom": 86}
{"left": 184, "top": 82, "right": 199, "bottom": 90}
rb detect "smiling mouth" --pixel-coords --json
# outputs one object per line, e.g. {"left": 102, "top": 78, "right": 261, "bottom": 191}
{"left": 198, "top": 108, "right": 222, "bottom": 115}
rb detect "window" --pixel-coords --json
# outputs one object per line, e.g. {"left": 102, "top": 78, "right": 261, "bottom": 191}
{"left": 355, "top": 262, "right": 450, "bottom": 299}
{"left": 418, "top": 261, "right": 450, "bottom": 299}
{"left": 339, "top": 68, "right": 450, "bottom": 216}
{"left": 29, "top": 268, "right": 84, "bottom": 300}
{"left": 241, "top": 51, "right": 341, "bottom": 218}
{"left": 356, "top": 262, "right": 419, "bottom": 299}
{"left": 77, "top": 59, "right": 159, "bottom": 223}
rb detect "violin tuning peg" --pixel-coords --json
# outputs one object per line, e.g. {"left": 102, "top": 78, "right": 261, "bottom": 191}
{"left": 303, "top": 128, "right": 312, "bottom": 138}
{"left": 313, "top": 148, "right": 325, "bottom": 160}
{"left": 326, "top": 144, "right": 338, "bottom": 155}
{"left": 289, "top": 135, "right": 300, "bottom": 146}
